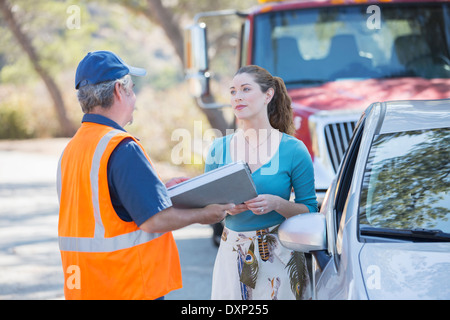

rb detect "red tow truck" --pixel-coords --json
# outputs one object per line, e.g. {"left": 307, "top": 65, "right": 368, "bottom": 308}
{"left": 184, "top": 0, "right": 450, "bottom": 204}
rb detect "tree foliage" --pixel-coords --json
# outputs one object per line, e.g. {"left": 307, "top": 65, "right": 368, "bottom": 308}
{"left": 0, "top": 0, "right": 255, "bottom": 138}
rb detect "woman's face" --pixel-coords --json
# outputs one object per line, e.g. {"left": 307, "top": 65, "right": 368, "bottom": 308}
{"left": 230, "top": 73, "right": 271, "bottom": 120}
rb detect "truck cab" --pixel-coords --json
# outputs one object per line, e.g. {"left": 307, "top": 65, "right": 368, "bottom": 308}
{"left": 184, "top": 0, "right": 450, "bottom": 203}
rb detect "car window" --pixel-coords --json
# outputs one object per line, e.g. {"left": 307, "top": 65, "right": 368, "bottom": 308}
{"left": 359, "top": 127, "right": 450, "bottom": 232}
{"left": 334, "top": 118, "right": 365, "bottom": 231}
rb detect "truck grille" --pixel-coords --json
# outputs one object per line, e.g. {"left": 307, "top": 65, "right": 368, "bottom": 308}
{"left": 324, "top": 121, "right": 357, "bottom": 172}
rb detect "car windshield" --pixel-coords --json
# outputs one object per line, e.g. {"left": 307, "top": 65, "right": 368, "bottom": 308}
{"left": 359, "top": 127, "right": 450, "bottom": 234}
{"left": 253, "top": 3, "right": 450, "bottom": 87}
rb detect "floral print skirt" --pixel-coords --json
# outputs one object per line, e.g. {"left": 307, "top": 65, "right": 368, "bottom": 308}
{"left": 211, "top": 225, "right": 311, "bottom": 300}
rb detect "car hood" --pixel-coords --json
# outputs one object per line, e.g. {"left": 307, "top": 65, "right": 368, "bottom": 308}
{"left": 359, "top": 242, "right": 450, "bottom": 300}
{"left": 289, "top": 77, "right": 450, "bottom": 113}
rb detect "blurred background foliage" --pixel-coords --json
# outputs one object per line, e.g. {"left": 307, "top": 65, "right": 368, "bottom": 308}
{"left": 0, "top": 0, "right": 255, "bottom": 171}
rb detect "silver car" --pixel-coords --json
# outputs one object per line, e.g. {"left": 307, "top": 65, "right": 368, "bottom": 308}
{"left": 279, "top": 99, "right": 450, "bottom": 299}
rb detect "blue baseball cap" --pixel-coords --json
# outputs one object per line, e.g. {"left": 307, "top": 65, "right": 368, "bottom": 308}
{"left": 75, "top": 51, "right": 147, "bottom": 89}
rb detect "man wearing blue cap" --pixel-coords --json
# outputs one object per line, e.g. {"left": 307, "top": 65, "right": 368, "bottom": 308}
{"left": 57, "top": 51, "right": 234, "bottom": 300}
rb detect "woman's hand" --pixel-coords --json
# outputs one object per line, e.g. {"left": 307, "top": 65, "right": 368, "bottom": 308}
{"left": 165, "top": 177, "right": 190, "bottom": 188}
{"left": 244, "top": 194, "right": 280, "bottom": 215}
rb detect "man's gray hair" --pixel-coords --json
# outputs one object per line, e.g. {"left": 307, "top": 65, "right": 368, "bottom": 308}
{"left": 77, "top": 75, "right": 132, "bottom": 113}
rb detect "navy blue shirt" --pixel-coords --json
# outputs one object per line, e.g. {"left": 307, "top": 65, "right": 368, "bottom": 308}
{"left": 82, "top": 114, "right": 172, "bottom": 226}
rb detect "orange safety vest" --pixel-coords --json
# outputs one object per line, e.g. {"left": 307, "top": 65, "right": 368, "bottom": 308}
{"left": 57, "top": 122, "right": 182, "bottom": 299}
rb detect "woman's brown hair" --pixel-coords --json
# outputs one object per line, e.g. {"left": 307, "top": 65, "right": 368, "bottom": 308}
{"left": 235, "top": 65, "right": 295, "bottom": 135}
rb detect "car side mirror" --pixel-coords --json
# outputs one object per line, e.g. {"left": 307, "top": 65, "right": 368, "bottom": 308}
{"left": 279, "top": 213, "right": 327, "bottom": 252}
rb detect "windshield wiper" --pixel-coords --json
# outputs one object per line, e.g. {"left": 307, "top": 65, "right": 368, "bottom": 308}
{"left": 360, "top": 226, "right": 450, "bottom": 242}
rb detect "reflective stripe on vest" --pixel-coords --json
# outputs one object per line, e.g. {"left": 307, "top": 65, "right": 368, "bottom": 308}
{"left": 57, "top": 129, "right": 163, "bottom": 253}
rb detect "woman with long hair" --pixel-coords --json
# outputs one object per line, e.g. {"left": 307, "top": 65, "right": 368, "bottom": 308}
{"left": 205, "top": 65, "right": 318, "bottom": 300}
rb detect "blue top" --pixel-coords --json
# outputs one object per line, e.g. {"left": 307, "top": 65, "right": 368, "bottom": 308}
{"left": 82, "top": 114, "right": 172, "bottom": 226}
{"left": 205, "top": 133, "right": 318, "bottom": 232}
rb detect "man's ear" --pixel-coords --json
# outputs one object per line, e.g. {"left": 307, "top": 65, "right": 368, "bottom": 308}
{"left": 113, "top": 82, "right": 123, "bottom": 101}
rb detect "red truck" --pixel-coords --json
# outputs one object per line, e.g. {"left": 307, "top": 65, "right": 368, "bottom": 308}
{"left": 184, "top": 0, "right": 450, "bottom": 205}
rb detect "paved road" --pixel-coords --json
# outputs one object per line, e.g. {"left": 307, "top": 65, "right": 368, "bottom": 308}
{"left": 0, "top": 139, "right": 218, "bottom": 300}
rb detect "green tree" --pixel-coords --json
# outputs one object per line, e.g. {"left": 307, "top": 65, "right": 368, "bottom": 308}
{"left": 0, "top": 0, "right": 77, "bottom": 136}
{"left": 0, "top": 0, "right": 254, "bottom": 138}
{"left": 119, "top": 0, "right": 254, "bottom": 134}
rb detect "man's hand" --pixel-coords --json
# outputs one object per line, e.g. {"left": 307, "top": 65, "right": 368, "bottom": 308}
{"left": 140, "top": 203, "right": 235, "bottom": 234}
{"left": 224, "top": 203, "right": 249, "bottom": 215}
{"left": 199, "top": 203, "right": 235, "bottom": 225}
{"left": 165, "top": 176, "right": 189, "bottom": 188}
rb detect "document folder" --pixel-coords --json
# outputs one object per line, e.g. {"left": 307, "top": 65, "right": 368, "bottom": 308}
{"left": 167, "top": 161, "right": 257, "bottom": 209}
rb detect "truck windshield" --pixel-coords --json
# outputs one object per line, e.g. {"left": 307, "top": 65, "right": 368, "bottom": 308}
{"left": 253, "top": 3, "right": 450, "bottom": 87}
